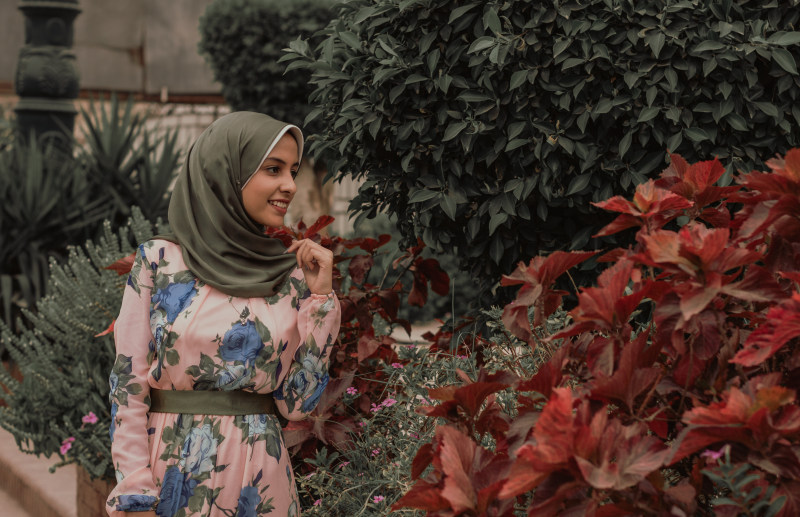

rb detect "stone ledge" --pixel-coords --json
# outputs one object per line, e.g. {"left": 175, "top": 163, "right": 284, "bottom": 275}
{"left": 0, "top": 428, "right": 77, "bottom": 517}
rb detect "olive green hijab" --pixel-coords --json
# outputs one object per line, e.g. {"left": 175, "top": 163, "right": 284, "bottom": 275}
{"left": 157, "top": 111, "right": 304, "bottom": 297}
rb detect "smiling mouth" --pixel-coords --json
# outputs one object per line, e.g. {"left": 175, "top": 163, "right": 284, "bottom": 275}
{"left": 269, "top": 201, "right": 289, "bottom": 209}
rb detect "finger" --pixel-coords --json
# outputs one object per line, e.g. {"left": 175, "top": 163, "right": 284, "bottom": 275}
{"left": 302, "top": 247, "right": 317, "bottom": 270}
{"left": 285, "top": 239, "right": 303, "bottom": 254}
{"left": 307, "top": 246, "right": 331, "bottom": 269}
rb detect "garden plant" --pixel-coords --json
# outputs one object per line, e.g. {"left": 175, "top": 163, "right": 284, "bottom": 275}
{"left": 0, "top": 96, "right": 182, "bottom": 334}
{"left": 283, "top": 0, "right": 800, "bottom": 292}
{"left": 395, "top": 148, "right": 800, "bottom": 516}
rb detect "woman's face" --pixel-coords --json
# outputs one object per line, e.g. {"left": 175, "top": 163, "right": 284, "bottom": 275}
{"left": 241, "top": 133, "right": 299, "bottom": 228}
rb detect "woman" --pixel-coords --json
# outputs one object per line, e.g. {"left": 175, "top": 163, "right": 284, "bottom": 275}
{"left": 106, "top": 111, "right": 340, "bottom": 516}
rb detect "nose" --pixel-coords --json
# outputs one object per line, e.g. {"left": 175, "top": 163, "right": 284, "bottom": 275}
{"left": 281, "top": 171, "right": 297, "bottom": 195}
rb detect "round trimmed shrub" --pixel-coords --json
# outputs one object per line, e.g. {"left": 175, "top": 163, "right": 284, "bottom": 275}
{"left": 283, "top": 0, "right": 800, "bottom": 288}
{"left": 198, "top": 0, "right": 336, "bottom": 130}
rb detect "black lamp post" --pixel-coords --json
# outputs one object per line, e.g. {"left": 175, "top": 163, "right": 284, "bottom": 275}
{"left": 14, "top": 0, "right": 81, "bottom": 142}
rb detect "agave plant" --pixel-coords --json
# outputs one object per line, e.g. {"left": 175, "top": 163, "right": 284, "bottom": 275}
{"left": 0, "top": 135, "right": 108, "bottom": 328}
{"left": 79, "top": 95, "right": 182, "bottom": 227}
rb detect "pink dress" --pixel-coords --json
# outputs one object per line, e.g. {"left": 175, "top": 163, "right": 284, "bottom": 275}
{"left": 106, "top": 239, "right": 340, "bottom": 516}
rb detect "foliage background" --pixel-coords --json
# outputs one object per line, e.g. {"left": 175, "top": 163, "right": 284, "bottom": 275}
{"left": 198, "top": 0, "right": 336, "bottom": 132}
{"left": 284, "top": 0, "right": 800, "bottom": 293}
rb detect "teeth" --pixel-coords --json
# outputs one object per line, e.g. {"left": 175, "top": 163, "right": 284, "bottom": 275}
{"left": 269, "top": 201, "right": 288, "bottom": 208}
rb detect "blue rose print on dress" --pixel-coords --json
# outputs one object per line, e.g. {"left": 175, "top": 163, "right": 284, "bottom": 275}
{"left": 156, "top": 465, "right": 197, "bottom": 517}
{"left": 150, "top": 309, "right": 167, "bottom": 352}
{"left": 180, "top": 424, "right": 218, "bottom": 476}
{"left": 115, "top": 494, "right": 157, "bottom": 511}
{"left": 152, "top": 280, "right": 198, "bottom": 323}
{"left": 236, "top": 485, "right": 261, "bottom": 517}
{"left": 109, "top": 372, "right": 119, "bottom": 394}
{"left": 244, "top": 414, "right": 267, "bottom": 437}
{"left": 215, "top": 364, "right": 251, "bottom": 390}
{"left": 109, "top": 402, "right": 118, "bottom": 442}
{"left": 219, "top": 321, "right": 263, "bottom": 367}
{"left": 287, "top": 355, "right": 330, "bottom": 413}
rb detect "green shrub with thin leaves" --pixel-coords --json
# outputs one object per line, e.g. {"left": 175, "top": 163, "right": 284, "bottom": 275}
{"left": 282, "top": 0, "right": 800, "bottom": 289}
{"left": 197, "top": 0, "right": 336, "bottom": 130}
{"left": 0, "top": 208, "right": 159, "bottom": 481}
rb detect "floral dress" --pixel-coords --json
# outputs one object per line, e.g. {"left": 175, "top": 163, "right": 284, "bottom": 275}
{"left": 106, "top": 239, "right": 340, "bottom": 516}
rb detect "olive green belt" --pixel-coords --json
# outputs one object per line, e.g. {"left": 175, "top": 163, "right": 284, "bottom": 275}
{"left": 149, "top": 389, "right": 277, "bottom": 415}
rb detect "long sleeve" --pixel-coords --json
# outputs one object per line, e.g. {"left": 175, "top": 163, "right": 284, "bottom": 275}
{"left": 273, "top": 277, "right": 341, "bottom": 421}
{"left": 106, "top": 244, "right": 160, "bottom": 515}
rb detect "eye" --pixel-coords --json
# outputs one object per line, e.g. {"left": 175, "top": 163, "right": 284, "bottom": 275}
{"left": 263, "top": 166, "right": 280, "bottom": 175}
{"left": 291, "top": 169, "right": 299, "bottom": 179}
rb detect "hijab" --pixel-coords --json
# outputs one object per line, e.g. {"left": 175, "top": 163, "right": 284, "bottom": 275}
{"left": 155, "top": 111, "right": 304, "bottom": 297}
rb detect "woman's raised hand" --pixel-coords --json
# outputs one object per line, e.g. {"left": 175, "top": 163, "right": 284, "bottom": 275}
{"left": 285, "top": 239, "right": 334, "bottom": 295}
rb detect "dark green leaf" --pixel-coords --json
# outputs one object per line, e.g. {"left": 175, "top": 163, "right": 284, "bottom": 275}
{"left": 510, "top": 70, "right": 527, "bottom": 90}
{"left": 685, "top": 127, "right": 710, "bottom": 142}
{"left": 448, "top": 2, "right": 479, "bottom": 24}
{"left": 443, "top": 121, "right": 468, "bottom": 141}
{"left": 772, "top": 48, "right": 798, "bottom": 75}
{"left": 408, "top": 189, "right": 440, "bottom": 203}
{"left": 566, "top": 173, "right": 592, "bottom": 196}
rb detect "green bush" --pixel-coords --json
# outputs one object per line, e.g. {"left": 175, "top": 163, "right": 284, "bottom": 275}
{"left": 282, "top": 0, "right": 800, "bottom": 288}
{"left": 0, "top": 96, "right": 181, "bottom": 334}
{"left": 0, "top": 208, "right": 158, "bottom": 480}
{"left": 198, "top": 0, "right": 336, "bottom": 130}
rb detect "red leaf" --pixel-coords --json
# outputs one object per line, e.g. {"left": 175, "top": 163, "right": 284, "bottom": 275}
{"left": 304, "top": 215, "right": 335, "bottom": 237}
{"left": 348, "top": 254, "right": 373, "bottom": 285}
{"left": 392, "top": 480, "right": 451, "bottom": 512}
{"left": 408, "top": 273, "right": 428, "bottom": 307}
{"left": 731, "top": 293, "right": 800, "bottom": 366}
{"left": 593, "top": 179, "right": 692, "bottom": 235}
{"left": 501, "top": 251, "right": 598, "bottom": 332}
{"left": 453, "top": 382, "right": 509, "bottom": 419}
{"left": 106, "top": 252, "right": 136, "bottom": 276}
{"left": 670, "top": 375, "right": 800, "bottom": 464}
{"left": 438, "top": 425, "right": 478, "bottom": 512}
{"left": 416, "top": 258, "right": 450, "bottom": 296}
{"left": 94, "top": 319, "right": 115, "bottom": 337}
{"left": 357, "top": 329, "right": 382, "bottom": 362}
{"left": 498, "top": 388, "right": 576, "bottom": 498}
{"left": 517, "top": 346, "right": 567, "bottom": 400}
{"left": 411, "top": 442, "right": 435, "bottom": 480}
{"left": 574, "top": 419, "right": 668, "bottom": 490}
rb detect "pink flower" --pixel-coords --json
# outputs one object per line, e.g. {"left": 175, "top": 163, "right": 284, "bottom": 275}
{"left": 81, "top": 412, "right": 98, "bottom": 424}
{"left": 60, "top": 437, "right": 75, "bottom": 455}
{"left": 409, "top": 432, "right": 419, "bottom": 439}
{"left": 358, "top": 421, "right": 366, "bottom": 427}
{"left": 346, "top": 386, "right": 358, "bottom": 395}
{"left": 456, "top": 354, "right": 468, "bottom": 359}
{"left": 339, "top": 461, "right": 350, "bottom": 469}
{"left": 371, "top": 448, "right": 381, "bottom": 457}
{"left": 391, "top": 362, "right": 403, "bottom": 368}
{"left": 381, "top": 398, "right": 397, "bottom": 408}
{"left": 406, "top": 344, "right": 416, "bottom": 349}
{"left": 313, "top": 499, "right": 321, "bottom": 506}
{"left": 373, "top": 495, "right": 385, "bottom": 503}
{"left": 701, "top": 445, "right": 728, "bottom": 463}
{"left": 370, "top": 403, "right": 382, "bottom": 413}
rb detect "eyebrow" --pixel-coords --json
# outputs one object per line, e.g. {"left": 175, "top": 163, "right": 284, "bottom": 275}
{"left": 261, "top": 157, "right": 300, "bottom": 168}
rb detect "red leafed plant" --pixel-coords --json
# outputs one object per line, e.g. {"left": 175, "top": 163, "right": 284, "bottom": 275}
{"left": 395, "top": 149, "right": 800, "bottom": 515}
{"left": 265, "top": 217, "right": 451, "bottom": 462}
